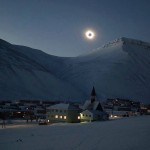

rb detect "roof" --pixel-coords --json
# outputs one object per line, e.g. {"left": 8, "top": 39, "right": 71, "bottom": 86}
{"left": 81, "top": 110, "right": 107, "bottom": 115}
{"left": 91, "top": 86, "right": 96, "bottom": 96}
{"left": 83, "top": 100, "right": 103, "bottom": 111}
{"left": 47, "top": 103, "right": 80, "bottom": 110}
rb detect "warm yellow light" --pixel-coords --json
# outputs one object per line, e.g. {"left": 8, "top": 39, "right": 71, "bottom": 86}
{"left": 60, "top": 116, "right": 62, "bottom": 119}
{"left": 64, "top": 116, "right": 67, "bottom": 119}
{"left": 55, "top": 115, "right": 58, "bottom": 118}
{"left": 80, "top": 114, "right": 83, "bottom": 119}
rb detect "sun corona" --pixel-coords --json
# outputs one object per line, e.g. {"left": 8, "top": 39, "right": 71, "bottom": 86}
{"left": 85, "top": 30, "right": 95, "bottom": 40}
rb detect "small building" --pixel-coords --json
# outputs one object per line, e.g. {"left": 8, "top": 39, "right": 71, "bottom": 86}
{"left": 80, "top": 110, "right": 108, "bottom": 122}
{"left": 33, "top": 107, "right": 46, "bottom": 120}
{"left": 46, "top": 103, "right": 81, "bottom": 123}
{"left": 104, "top": 98, "right": 141, "bottom": 117}
{"left": 80, "top": 87, "right": 108, "bottom": 122}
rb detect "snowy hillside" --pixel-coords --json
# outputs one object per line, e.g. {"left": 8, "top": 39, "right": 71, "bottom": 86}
{"left": 60, "top": 37, "right": 150, "bottom": 103}
{"left": 0, "top": 39, "right": 84, "bottom": 101}
{"left": 0, "top": 37, "right": 150, "bottom": 102}
{"left": 0, "top": 116, "right": 150, "bottom": 150}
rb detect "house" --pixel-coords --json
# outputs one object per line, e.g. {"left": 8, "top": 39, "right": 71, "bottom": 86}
{"left": 80, "top": 110, "right": 108, "bottom": 122}
{"left": 33, "top": 107, "right": 46, "bottom": 120}
{"left": 104, "top": 98, "right": 141, "bottom": 117}
{"left": 46, "top": 103, "right": 81, "bottom": 123}
{"left": 80, "top": 87, "right": 108, "bottom": 122}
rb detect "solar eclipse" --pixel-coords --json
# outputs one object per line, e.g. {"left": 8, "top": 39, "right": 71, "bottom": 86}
{"left": 85, "top": 30, "right": 95, "bottom": 40}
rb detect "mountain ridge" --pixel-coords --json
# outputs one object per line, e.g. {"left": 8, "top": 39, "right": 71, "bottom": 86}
{"left": 0, "top": 37, "right": 150, "bottom": 103}
{"left": 102, "top": 37, "right": 150, "bottom": 48}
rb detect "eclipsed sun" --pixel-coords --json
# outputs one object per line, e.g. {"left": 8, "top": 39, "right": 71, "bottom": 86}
{"left": 85, "top": 30, "right": 95, "bottom": 40}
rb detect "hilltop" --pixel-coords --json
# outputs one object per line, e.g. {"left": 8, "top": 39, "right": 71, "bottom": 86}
{"left": 0, "top": 37, "right": 150, "bottom": 103}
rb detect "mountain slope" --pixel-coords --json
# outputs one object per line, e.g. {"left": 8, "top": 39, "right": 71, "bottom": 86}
{"left": 0, "top": 39, "right": 84, "bottom": 101}
{"left": 58, "top": 38, "right": 150, "bottom": 102}
{"left": 0, "top": 38, "right": 150, "bottom": 103}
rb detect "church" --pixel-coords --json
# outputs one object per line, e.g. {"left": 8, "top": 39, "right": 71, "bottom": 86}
{"left": 80, "top": 87, "right": 109, "bottom": 122}
{"left": 46, "top": 87, "right": 108, "bottom": 123}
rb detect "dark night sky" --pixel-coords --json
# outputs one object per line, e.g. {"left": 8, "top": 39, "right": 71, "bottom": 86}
{"left": 0, "top": 0, "right": 150, "bottom": 57}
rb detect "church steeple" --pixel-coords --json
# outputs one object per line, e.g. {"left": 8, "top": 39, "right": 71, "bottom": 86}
{"left": 91, "top": 86, "right": 96, "bottom": 96}
{"left": 91, "top": 86, "right": 96, "bottom": 103}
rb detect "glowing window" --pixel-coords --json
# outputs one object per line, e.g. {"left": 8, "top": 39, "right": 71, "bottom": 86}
{"left": 64, "top": 116, "right": 67, "bottom": 119}
{"left": 55, "top": 115, "right": 58, "bottom": 118}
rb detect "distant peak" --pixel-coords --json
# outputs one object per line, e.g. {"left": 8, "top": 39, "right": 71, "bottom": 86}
{"left": 102, "top": 37, "right": 150, "bottom": 49}
{"left": 120, "top": 37, "right": 150, "bottom": 46}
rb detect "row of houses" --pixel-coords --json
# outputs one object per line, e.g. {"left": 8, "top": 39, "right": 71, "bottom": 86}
{"left": 1, "top": 87, "right": 149, "bottom": 124}
{"left": 0, "top": 99, "right": 63, "bottom": 120}
{"left": 103, "top": 98, "right": 146, "bottom": 117}
{"left": 46, "top": 87, "right": 108, "bottom": 123}
{"left": 0, "top": 87, "right": 108, "bottom": 123}
{"left": 46, "top": 87, "right": 150, "bottom": 123}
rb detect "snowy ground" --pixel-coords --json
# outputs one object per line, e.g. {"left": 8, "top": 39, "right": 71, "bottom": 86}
{"left": 0, "top": 116, "right": 150, "bottom": 150}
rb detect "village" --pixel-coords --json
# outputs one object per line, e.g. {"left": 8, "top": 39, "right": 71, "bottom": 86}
{"left": 0, "top": 87, "right": 150, "bottom": 127}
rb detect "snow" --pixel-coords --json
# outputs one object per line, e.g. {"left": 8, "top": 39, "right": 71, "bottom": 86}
{"left": 82, "top": 100, "right": 100, "bottom": 110}
{"left": 0, "top": 41, "right": 84, "bottom": 101}
{"left": 62, "top": 37, "right": 150, "bottom": 103}
{"left": 0, "top": 116, "right": 150, "bottom": 150}
{"left": 102, "top": 37, "right": 150, "bottom": 49}
{"left": 47, "top": 103, "right": 70, "bottom": 110}
{"left": 1, "top": 37, "right": 150, "bottom": 103}
{"left": 47, "top": 103, "right": 79, "bottom": 110}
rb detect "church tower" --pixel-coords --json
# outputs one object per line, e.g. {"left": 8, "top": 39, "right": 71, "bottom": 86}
{"left": 91, "top": 86, "right": 96, "bottom": 103}
{"left": 91, "top": 86, "right": 103, "bottom": 111}
{"left": 82, "top": 86, "right": 104, "bottom": 111}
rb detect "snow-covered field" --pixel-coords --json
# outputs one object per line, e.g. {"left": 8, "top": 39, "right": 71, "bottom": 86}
{"left": 0, "top": 116, "right": 150, "bottom": 150}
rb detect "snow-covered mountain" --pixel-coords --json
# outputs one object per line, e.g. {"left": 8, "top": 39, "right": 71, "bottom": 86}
{"left": 0, "top": 39, "right": 84, "bottom": 101}
{"left": 0, "top": 37, "right": 150, "bottom": 103}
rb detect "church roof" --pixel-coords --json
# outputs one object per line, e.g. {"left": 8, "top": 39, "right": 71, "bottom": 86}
{"left": 82, "top": 100, "right": 103, "bottom": 111}
{"left": 82, "top": 110, "right": 107, "bottom": 115}
{"left": 91, "top": 86, "right": 96, "bottom": 96}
